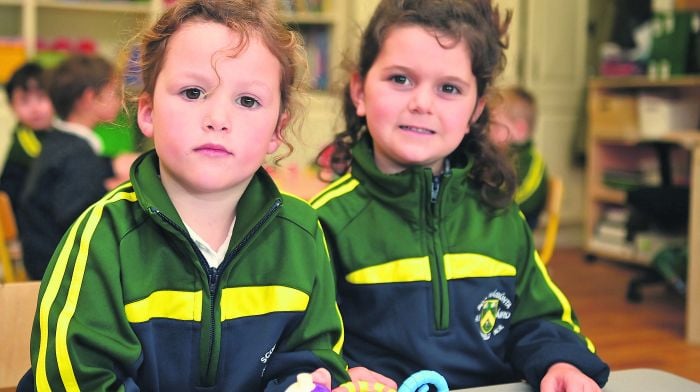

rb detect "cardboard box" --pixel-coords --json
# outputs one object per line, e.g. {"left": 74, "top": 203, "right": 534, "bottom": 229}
{"left": 588, "top": 89, "right": 639, "bottom": 138}
{"left": 676, "top": 0, "right": 700, "bottom": 10}
{"left": 638, "top": 91, "right": 700, "bottom": 138}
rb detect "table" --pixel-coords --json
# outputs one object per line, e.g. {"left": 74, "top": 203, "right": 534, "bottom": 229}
{"left": 452, "top": 368, "right": 700, "bottom": 391}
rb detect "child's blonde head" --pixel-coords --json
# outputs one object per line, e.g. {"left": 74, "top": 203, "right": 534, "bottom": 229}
{"left": 135, "top": 0, "right": 306, "bottom": 152}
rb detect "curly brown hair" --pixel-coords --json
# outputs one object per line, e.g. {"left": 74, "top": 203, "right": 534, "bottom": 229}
{"left": 131, "top": 0, "right": 307, "bottom": 158}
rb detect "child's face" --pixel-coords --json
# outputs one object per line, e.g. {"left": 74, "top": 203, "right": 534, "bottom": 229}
{"left": 93, "top": 80, "right": 122, "bottom": 123}
{"left": 10, "top": 87, "right": 54, "bottom": 130}
{"left": 489, "top": 102, "right": 529, "bottom": 146}
{"left": 137, "top": 21, "right": 285, "bottom": 196}
{"left": 350, "top": 25, "right": 484, "bottom": 175}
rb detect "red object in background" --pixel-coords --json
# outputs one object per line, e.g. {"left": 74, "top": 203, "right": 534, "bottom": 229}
{"left": 599, "top": 60, "right": 644, "bottom": 77}
{"left": 76, "top": 39, "right": 97, "bottom": 54}
{"left": 50, "top": 37, "right": 72, "bottom": 52}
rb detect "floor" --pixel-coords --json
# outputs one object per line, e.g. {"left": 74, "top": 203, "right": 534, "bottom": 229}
{"left": 548, "top": 247, "right": 700, "bottom": 383}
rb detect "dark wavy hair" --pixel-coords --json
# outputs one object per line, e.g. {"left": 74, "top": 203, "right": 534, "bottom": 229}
{"left": 321, "top": 0, "right": 516, "bottom": 209}
{"left": 48, "top": 54, "right": 114, "bottom": 120}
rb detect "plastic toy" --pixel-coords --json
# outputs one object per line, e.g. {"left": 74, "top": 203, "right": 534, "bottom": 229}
{"left": 285, "top": 372, "right": 331, "bottom": 392}
{"left": 333, "top": 369, "right": 448, "bottom": 392}
{"left": 398, "top": 370, "right": 449, "bottom": 392}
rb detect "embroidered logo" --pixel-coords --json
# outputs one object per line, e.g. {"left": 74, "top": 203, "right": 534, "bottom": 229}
{"left": 474, "top": 290, "right": 512, "bottom": 340}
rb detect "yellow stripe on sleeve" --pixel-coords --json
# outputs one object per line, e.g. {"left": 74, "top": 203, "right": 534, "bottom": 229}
{"left": 532, "top": 250, "right": 596, "bottom": 352}
{"left": 18, "top": 127, "right": 42, "bottom": 157}
{"left": 345, "top": 257, "right": 431, "bottom": 284}
{"left": 310, "top": 176, "right": 359, "bottom": 209}
{"left": 515, "top": 149, "right": 545, "bottom": 204}
{"left": 444, "top": 253, "right": 516, "bottom": 279}
{"left": 36, "top": 183, "right": 136, "bottom": 392}
{"left": 125, "top": 291, "right": 203, "bottom": 323}
{"left": 220, "top": 286, "right": 309, "bottom": 321}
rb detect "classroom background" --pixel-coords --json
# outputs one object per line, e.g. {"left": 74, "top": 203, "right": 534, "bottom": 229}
{"left": 1, "top": 0, "right": 700, "bottom": 389}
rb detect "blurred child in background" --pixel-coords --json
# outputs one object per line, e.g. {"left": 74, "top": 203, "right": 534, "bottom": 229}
{"left": 489, "top": 86, "right": 548, "bottom": 229}
{"left": 17, "top": 54, "right": 135, "bottom": 279}
{"left": 1, "top": 62, "right": 55, "bottom": 213}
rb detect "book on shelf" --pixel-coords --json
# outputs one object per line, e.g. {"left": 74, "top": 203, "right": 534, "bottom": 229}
{"left": 603, "top": 169, "right": 661, "bottom": 190}
{"left": 300, "top": 27, "right": 329, "bottom": 90}
{"left": 597, "top": 222, "right": 628, "bottom": 244}
{"left": 278, "top": 0, "right": 326, "bottom": 12}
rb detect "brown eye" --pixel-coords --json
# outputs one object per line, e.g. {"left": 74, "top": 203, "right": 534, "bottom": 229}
{"left": 237, "top": 95, "right": 260, "bottom": 108}
{"left": 182, "top": 88, "right": 203, "bottom": 100}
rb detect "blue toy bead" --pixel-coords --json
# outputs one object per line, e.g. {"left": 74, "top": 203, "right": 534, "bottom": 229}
{"left": 398, "top": 370, "right": 449, "bottom": 392}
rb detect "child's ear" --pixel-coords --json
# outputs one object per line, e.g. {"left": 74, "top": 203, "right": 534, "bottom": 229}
{"left": 268, "top": 111, "right": 287, "bottom": 154}
{"left": 469, "top": 97, "right": 486, "bottom": 126}
{"left": 349, "top": 72, "right": 366, "bottom": 117}
{"left": 75, "top": 88, "right": 96, "bottom": 113}
{"left": 137, "top": 94, "right": 154, "bottom": 138}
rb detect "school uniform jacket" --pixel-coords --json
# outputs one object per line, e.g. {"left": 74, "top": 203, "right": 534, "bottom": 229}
{"left": 0, "top": 125, "right": 46, "bottom": 211}
{"left": 512, "top": 141, "right": 548, "bottom": 228}
{"left": 18, "top": 128, "right": 114, "bottom": 279}
{"left": 27, "top": 150, "right": 349, "bottom": 391}
{"left": 311, "top": 136, "right": 609, "bottom": 389}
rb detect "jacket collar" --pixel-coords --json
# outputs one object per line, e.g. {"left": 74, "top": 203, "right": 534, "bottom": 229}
{"left": 350, "top": 135, "right": 475, "bottom": 219}
{"left": 130, "top": 150, "right": 282, "bottom": 247}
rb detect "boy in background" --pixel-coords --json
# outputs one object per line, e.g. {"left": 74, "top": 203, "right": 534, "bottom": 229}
{"left": 489, "top": 86, "right": 549, "bottom": 229}
{"left": 1, "top": 62, "right": 55, "bottom": 212}
{"left": 18, "top": 54, "right": 135, "bottom": 279}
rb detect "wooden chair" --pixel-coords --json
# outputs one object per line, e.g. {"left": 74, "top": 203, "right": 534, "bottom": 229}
{"left": 0, "top": 190, "right": 26, "bottom": 283}
{"left": 0, "top": 280, "right": 40, "bottom": 390}
{"left": 538, "top": 176, "right": 564, "bottom": 265}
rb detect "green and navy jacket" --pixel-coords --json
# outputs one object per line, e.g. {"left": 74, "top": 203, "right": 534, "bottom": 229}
{"left": 311, "top": 137, "right": 608, "bottom": 389}
{"left": 0, "top": 124, "right": 46, "bottom": 211}
{"left": 512, "top": 141, "right": 548, "bottom": 229}
{"left": 26, "top": 150, "right": 349, "bottom": 391}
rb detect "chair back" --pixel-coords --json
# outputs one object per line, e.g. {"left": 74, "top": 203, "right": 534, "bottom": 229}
{"left": 538, "top": 176, "right": 564, "bottom": 265}
{"left": 0, "top": 280, "right": 40, "bottom": 389}
{"left": 0, "top": 191, "right": 26, "bottom": 282}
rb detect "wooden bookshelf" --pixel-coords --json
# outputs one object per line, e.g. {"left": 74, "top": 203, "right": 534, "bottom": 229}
{"left": 586, "top": 76, "right": 700, "bottom": 343}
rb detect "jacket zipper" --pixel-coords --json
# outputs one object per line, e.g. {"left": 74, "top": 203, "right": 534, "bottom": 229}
{"left": 429, "top": 173, "right": 449, "bottom": 330}
{"left": 149, "top": 198, "right": 282, "bottom": 386}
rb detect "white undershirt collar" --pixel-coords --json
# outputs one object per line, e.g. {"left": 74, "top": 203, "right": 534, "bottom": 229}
{"left": 184, "top": 218, "right": 236, "bottom": 269}
{"left": 53, "top": 118, "right": 104, "bottom": 154}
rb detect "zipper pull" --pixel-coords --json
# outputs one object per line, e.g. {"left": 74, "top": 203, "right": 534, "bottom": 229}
{"left": 431, "top": 175, "right": 441, "bottom": 204}
{"left": 208, "top": 267, "right": 218, "bottom": 294}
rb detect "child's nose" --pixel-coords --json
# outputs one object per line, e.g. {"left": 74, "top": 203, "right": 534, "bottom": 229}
{"left": 407, "top": 86, "right": 434, "bottom": 114}
{"left": 204, "top": 102, "right": 230, "bottom": 132}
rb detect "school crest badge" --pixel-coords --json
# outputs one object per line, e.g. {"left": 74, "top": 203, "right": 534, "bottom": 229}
{"left": 475, "top": 290, "right": 513, "bottom": 340}
{"left": 479, "top": 299, "right": 499, "bottom": 334}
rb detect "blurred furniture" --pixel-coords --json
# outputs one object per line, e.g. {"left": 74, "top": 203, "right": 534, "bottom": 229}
{"left": 585, "top": 76, "right": 700, "bottom": 343}
{"left": 0, "top": 190, "right": 25, "bottom": 283}
{"left": 0, "top": 280, "right": 40, "bottom": 390}
{"left": 538, "top": 176, "right": 564, "bottom": 265}
{"left": 452, "top": 368, "right": 700, "bottom": 391}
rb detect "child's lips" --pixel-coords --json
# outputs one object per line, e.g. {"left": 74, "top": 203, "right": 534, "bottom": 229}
{"left": 399, "top": 125, "right": 436, "bottom": 134}
{"left": 194, "top": 143, "right": 232, "bottom": 156}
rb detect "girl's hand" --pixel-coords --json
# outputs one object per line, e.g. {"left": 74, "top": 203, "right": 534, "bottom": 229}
{"left": 332, "top": 367, "right": 398, "bottom": 392}
{"left": 540, "top": 362, "right": 601, "bottom": 392}
{"left": 310, "top": 368, "right": 332, "bottom": 389}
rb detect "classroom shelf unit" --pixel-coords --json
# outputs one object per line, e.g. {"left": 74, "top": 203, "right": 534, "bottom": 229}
{"left": 585, "top": 76, "right": 700, "bottom": 343}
